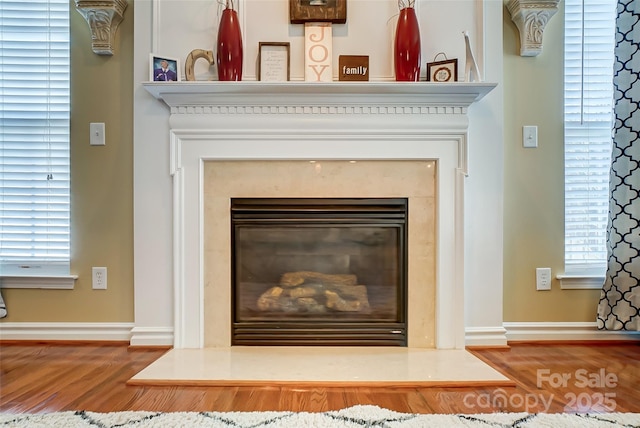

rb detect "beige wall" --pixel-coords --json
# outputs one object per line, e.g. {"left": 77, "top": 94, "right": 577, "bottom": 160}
{"left": 0, "top": 2, "right": 135, "bottom": 322}
{"left": 1, "top": 1, "right": 603, "bottom": 325}
{"left": 502, "top": 2, "right": 601, "bottom": 322}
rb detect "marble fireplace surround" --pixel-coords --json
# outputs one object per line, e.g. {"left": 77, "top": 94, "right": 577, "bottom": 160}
{"left": 204, "top": 160, "right": 435, "bottom": 348}
{"left": 144, "top": 81, "right": 496, "bottom": 350}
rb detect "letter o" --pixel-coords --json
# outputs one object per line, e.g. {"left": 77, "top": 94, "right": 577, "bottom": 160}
{"left": 308, "top": 44, "right": 328, "bottom": 63}
{"left": 510, "top": 393, "right": 525, "bottom": 409}
{"left": 548, "top": 373, "right": 565, "bottom": 388}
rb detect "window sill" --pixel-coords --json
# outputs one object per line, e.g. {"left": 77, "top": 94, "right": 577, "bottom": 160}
{"left": 0, "top": 275, "right": 78, "bottom": 290}
{"left": 557, "top": 274, "right": 604, "bottom": 290}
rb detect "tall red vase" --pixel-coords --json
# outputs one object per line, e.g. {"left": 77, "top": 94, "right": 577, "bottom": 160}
{"left": 394, "top": 7, "right": 421, "bottom": 81}
{"left": 216, "top": 7, "right": 243, "bottom": 81}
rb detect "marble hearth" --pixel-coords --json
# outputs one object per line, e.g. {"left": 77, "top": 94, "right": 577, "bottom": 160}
{"left": 143, "top": 81, "right": 496, "bottom": 350}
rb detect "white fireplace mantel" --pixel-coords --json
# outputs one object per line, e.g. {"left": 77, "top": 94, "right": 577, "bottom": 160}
{"left": 141, "top": 81, "right": 498, "bottom": 350}
{"left": 143, "top": 81, "right": 497, "bottom": 177}
{"left": 133, "top": 0, "right": 506, "bottom": 350}
{"left": 143, "top": 81, "right": 497, "bottom": 110}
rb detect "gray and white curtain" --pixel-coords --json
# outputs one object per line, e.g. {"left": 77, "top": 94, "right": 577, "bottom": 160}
{"left": 597, "top": 0, "right": 640, "bottom": 331}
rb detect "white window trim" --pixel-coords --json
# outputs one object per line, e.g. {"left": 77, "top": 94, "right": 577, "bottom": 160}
{"left": 0, "top": 275, "right": 77, "bottom": 290}
{"left": 0, "top": 0, "right": 71, "bottom": 277}
{"left": 559, "top": 262, "right": 607, "bottom": 289}
{"left": 562, "top": 0, "right": 615, "bottom": 285}
{"left": 0, "top": 263, "right": 76, "bottom": 289}
{"left": 557, "top": 274, "right": 605, "bottom": 290}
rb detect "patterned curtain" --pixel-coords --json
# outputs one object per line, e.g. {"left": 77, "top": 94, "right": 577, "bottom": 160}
{"left": 597, "top": 0, "right": 640, "bottom": 331}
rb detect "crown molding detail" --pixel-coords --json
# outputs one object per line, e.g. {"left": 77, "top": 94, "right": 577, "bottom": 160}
{"left": 170, "top": 105, "right": 469, "bottom": 116}
{"left": 74, "top": 0, "right": 128, "bottom": 55}
{"left": 142, "top": 81, "right": 497, "bottom": 113}
{"left": 507, "top": 0, "right": 559, "bottom": 57}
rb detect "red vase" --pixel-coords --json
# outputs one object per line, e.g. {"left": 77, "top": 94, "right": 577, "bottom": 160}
{"left": 394, "top": 7, "right": 421, "bottom": 81}
{"left": 216, "top": 7, "right": 243, "bottom": 81}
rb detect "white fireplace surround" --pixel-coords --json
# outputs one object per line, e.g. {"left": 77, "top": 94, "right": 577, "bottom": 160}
{"left": 132, "top": 0, "right": 505, "bottom": 349}
{"left": 144, "top": 82, "right": 496, "bottom": 349}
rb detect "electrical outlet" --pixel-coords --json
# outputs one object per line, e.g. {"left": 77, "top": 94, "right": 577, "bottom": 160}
{"left": 536, "top": 267, "right": 551, "bottom": 291}
{"left": 92, "top": 267, "right": 107, "bottom": 290}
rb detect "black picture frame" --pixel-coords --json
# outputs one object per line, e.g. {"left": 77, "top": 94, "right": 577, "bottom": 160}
{"left": 426, "top": 58, "right": 458, "bottom": 82}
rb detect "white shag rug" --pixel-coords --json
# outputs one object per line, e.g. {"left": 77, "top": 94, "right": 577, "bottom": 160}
{"left": 1, "top": 405, "right": 639, "bottom": 427}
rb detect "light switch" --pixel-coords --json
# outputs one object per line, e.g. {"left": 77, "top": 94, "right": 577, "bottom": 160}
{"left": 523, "top": 125, "right": 538, "bottom": 148}
{"left": 90, "top": 122, "right": 106, "bottom": 146}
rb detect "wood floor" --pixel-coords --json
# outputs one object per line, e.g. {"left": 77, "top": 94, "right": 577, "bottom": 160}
{"left": 0, "top": 341, "right": 638, "bottom": 414}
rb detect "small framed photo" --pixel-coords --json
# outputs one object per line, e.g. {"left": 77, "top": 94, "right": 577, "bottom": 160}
{"left": 290, "top": 0, "right": 347, "bottom": 24}
{"left": 150, "top": 54, "right": 180, "bottom": 82}
{"left": 258, "top": 42, "right": 290, "bottom": 82}
{"left": 426, "top": 58, "right": 458, "bottom": 82}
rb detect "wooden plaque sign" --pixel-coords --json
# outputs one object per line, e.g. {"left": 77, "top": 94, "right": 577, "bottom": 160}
{"left": 305, "top": 23, "right": 333, "bottom": 82}
{"left": 339, "top": 55, "right": 369, "bottom": 81}
{"left": 290, "top": 0, "right": 347, "bottom": 24}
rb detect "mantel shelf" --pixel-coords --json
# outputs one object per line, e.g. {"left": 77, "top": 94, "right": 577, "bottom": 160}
{"left": 142, "top": 81, "right": 497, "bottom": 110}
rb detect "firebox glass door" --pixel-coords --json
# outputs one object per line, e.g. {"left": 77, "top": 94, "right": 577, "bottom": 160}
{"left": 231, "top": 198, "right": 407, "bottom": 346}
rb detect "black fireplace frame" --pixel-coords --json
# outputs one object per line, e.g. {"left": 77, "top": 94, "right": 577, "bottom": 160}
{"left": 230, "top": 198, "right": 408, "bottom": 346}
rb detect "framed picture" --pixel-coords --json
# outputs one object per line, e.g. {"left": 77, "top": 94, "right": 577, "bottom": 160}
{"left": 258, "top": 43, "right": 290, "bottom": 82}
{"left": 290, "top": 0, "right": 347, "bottom": 24}
{"left": 150, "top": 54, "right": 180, "bottom": 82}
{"left": 426, "top": 58, "right": 457, "bottom": 82}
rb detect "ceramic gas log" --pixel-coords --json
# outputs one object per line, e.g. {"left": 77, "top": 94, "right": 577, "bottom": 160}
{"left": 257, "top": 273, "right": 371, "bottom": 314}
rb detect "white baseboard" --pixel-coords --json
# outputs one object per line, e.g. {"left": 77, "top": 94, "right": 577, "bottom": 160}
{"left": 0, "top": 322, "right": 134, "bottom": 341}
{"left": 504, "top": 322, "right": 640, "bottom": 341}
{"left": 465, "top": 326, "right": 508, "bottom": 346}
{"left": 3, "top": 321, "right": 636, "bottom": 345}
{"left": 130, "top": 326, "right": 174, "bottom": 346}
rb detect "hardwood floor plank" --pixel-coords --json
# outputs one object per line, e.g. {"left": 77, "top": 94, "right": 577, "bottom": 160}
{"left": 276, "top": 388, "right": 328, "bottom": 412}
{"left": 323, "top": 388, "right": 352, "bottom": 412}
{"left": 0, "top": 342, "right": 638, "bottom": 414}
{"left": 468, "top": 343, "right": 640, "bottom": 413}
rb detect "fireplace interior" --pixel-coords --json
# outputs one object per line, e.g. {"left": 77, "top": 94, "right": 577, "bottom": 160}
{"left": 231, "top": 198, "right": 408, "bottom": 346}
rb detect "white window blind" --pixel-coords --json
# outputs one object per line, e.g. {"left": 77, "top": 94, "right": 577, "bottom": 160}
{"left": 0, "top": 0, "right": 70, "bottom": 276}
{"left": 564, "top": 0, "right": 616, "bottom": 275}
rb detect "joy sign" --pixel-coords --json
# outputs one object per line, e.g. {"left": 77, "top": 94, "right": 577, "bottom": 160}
{"left": 304, "top": 23, "right": 332, "bottom": 82}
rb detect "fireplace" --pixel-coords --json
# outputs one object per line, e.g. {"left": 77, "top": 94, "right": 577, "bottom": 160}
{"left": 141, "top": 82, "right": 497, "bottom": 349}
{"left": 202, "top": 159, "right": 438, "bottom": 348}
{"left": 231, "top": 198, "right": 408, "bottom": 346}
